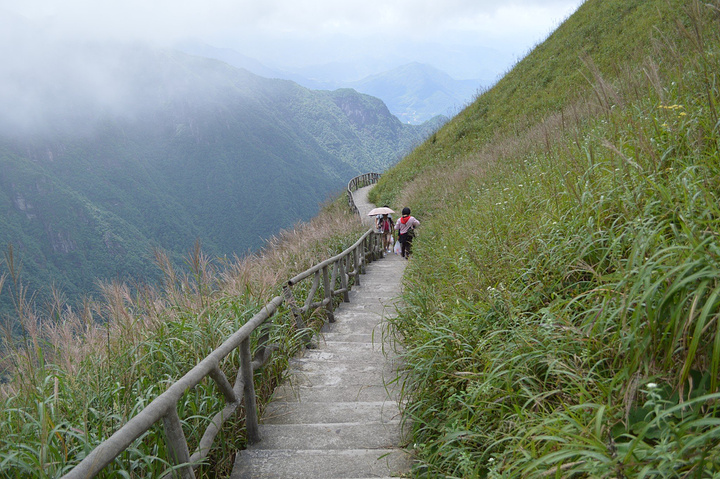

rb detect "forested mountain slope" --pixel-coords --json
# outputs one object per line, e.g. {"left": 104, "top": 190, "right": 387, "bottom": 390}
{"left": 370, "top": 0, "right": 720, "bottom": 476}
{"left": 178, "top": 43, "right": 477, "bottom": 124}
{"left": 347, "top": 62, "right": 479, "bottom": 124}
{"left": 0, "top": 29, "right": 436, "bottom": 303}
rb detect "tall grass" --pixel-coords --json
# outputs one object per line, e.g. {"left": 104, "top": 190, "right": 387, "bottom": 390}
{"left": 376, "top": 0, "right": 720, "bottom": 476}
{"left": 0, "top": 197, "right": 366, "bottom": 478}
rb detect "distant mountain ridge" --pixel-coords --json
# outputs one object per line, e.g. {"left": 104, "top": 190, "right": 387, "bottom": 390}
{"left": 178, "top": 42, "right": 483, "bottom": 124}
{"left": 0, "top": 30, "right": 438, "bottom": 305}
{"left": 347, "top": 62, "right": 480, "bottom": 124}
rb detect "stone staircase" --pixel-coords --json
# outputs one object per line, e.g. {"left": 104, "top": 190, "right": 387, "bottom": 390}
{"left": 231, "top": 186, "right": 410, "bottom": 478}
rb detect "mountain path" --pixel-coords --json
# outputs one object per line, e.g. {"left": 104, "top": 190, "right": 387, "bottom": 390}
{"left": 231, "top": 185, "right": 411, "bottom": 479}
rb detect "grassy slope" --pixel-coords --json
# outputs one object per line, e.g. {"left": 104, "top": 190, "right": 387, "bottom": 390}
{"left": 371, "top": 0, "right": 720, "bottom": 476}
{"left": 0, "top": 197, "right": 368, "bottom": 478}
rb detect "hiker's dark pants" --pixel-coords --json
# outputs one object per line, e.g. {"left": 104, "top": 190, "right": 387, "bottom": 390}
{"left": 399, "top": 233, "right": 413, "bottom": 258}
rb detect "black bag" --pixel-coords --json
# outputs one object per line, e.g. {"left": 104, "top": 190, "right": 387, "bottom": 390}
{"left": 399, "top": 228, "right": 414, "bottom": 243}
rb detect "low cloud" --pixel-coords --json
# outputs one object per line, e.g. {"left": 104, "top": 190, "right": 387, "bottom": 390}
{"left": 4, "top": 0, "right": 582, "bottom": 57}
{"left": 0, "top": 0, "right": 583, "bottom": 134}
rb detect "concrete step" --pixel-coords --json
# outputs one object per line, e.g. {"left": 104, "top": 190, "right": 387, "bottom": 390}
{"left": 337, "top": 305, "right": 399, "bottom": 319}
{"left": 337, "top": 306, "right": 398, "bottom": 318}
{"left": 296, "top": 344, "right": 401, "bottom": 364}
{"left": 316, "top": 332, "right": 374, "bottom": 343}
{"left": 233, "top": 449, "right": 411, "bottom": 479}
{"left": 272, "top": 383, "right": 400, "bottom": 403}
{"left": 287, "top": 362, "right": 399, "bottom": 385}
{"left": 262, "top": 401, "right": 401, "bottom": 425}
{"left": 231, "top": 234, "right": 411, "bottom": 478}
{"left": 313, "top": 341, "right": 398, "bottom": 357}
{"left": 284, "top": 361, "right": 404, "bottom": 385}
{"left": 332, "top": 301, "right": 386, "bottom": 311}
{"left": 320, "top": 322, "right": 395, "bottom": 338}
{"left": 254, "top": 421, "right": 404, "bottom": 450}
{"left": 319, "top": 319, "right": 394, "bottom": 337}
{"left": 347, "top": 290, "right": 402, "bottom": 300}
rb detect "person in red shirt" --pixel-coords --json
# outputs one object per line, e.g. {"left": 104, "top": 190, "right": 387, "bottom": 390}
{"left": 395, "top": 207, "right": 420, "bottom": 259}
{"left": 377, "top": 213, "right": 394, "bottom": 253}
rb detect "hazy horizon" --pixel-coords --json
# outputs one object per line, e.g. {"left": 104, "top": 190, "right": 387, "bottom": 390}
{"left": 1, "top": 0, "right": 584, "bottom": 82}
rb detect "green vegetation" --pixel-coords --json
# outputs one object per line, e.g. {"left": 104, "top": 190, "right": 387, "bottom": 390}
{"left": 370, "top": 0, "right": 720, "bottom": 476}
{"left": 0, "top": 44, "right": 438, "bottom": 311}
{"left": 0, "top": 197, "right": 367, "bottom": 477}
{"left": 349, "top": 62, "right": 475, "bottom": 124}
{"left": 4, "top": 0, "right": 720, "bottom": 476}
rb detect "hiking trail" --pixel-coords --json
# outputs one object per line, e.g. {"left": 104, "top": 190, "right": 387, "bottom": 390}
{"left": 231, "top": 185, "right": 410, "bottom": 478}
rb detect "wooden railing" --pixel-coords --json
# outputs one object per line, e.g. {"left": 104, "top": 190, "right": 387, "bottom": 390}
{"left": 62, "top": 174, "right": 383, "bottom": 479}
{"left": 347, "top": 172, "right": 381, "bottom": 216}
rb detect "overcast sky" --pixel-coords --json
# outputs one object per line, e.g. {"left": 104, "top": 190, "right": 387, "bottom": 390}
{"left": 1, "top": 0, "right": 584, "bottom": 81}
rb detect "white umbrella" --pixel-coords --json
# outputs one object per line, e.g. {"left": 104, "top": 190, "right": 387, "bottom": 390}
{"left": 367, "top": 207, "right": 394, "bottom": 216}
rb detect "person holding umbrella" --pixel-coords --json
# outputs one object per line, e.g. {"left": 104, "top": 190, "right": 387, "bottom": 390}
{"left": 368, "top": 206, "right": 395, "bottom": 254}
{"left": 395, "top": 207, "right": 419, "bottom": 259}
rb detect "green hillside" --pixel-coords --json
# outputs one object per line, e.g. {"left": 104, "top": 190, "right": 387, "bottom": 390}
{"left": 348, "top": 62, "right": 477, "bottom": 124}
{"left": 0, "top": 42, "right": 436, "bottom": 308}
{"left": 0, "top": 196, "right": 372, "bottom": 478}
{"left": 2, "top": 0, "right": 719, "bottom": 477}
{"left": 370, "top": 0, "right": 720, "bottom": 476}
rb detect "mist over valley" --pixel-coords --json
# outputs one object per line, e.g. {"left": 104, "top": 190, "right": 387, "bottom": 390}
{"left": 0, "top": 18, "right": 440, "bottom": 305}
{"left": 180, "top": 41, "right": 488, "bottom": 124}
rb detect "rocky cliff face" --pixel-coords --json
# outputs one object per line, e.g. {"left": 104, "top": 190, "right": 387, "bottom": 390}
{"left": 332, "top": 89, "right": 387, "bottom": 128}
{"left": 45, "top": 225, "right": 77, "bottom": 254}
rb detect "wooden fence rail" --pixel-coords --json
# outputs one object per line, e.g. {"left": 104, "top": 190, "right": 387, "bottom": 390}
{"left": 347, "top": 172, "right": 381, "bottom": 216}
{"left": 61, "top": 173, "right": 382, "bottom": 479}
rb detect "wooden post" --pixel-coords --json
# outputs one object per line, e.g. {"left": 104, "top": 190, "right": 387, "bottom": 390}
{"left": 283, "top": 285, "right": 307, "bottom": 330}
{"left": 362, "top": 236, "right": 369, "bottom": 271}
{"left": 365, "top": 236, "right": 372, "bottom": 265}
{"left": 162, "top": 406, "right": 196, "bottom": 479}
{"left": 283, "top": 285, "right": 313, "bottom": 347}
{"left": 322, "top": 265, "right": 335, "bottom": 323}
{"left": 340, "top": 256, "right": 349, "bottom": 302}
{"left": 240, "top": 338, "right": 261, "bottom": 444}
{"left": 208, "top": 365, "right": 237, "bottom": 404}
{"left": 304, "top": 271, "right": 320, "bottom": 313}
{"left": 331, "top": 262, "right": 338, "bottom": 295}
{"left": 353, "top": 246, "right": 361, "bottom": 285}
{"left": 252, "top": 327, "right": 271, "bottom": 365}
